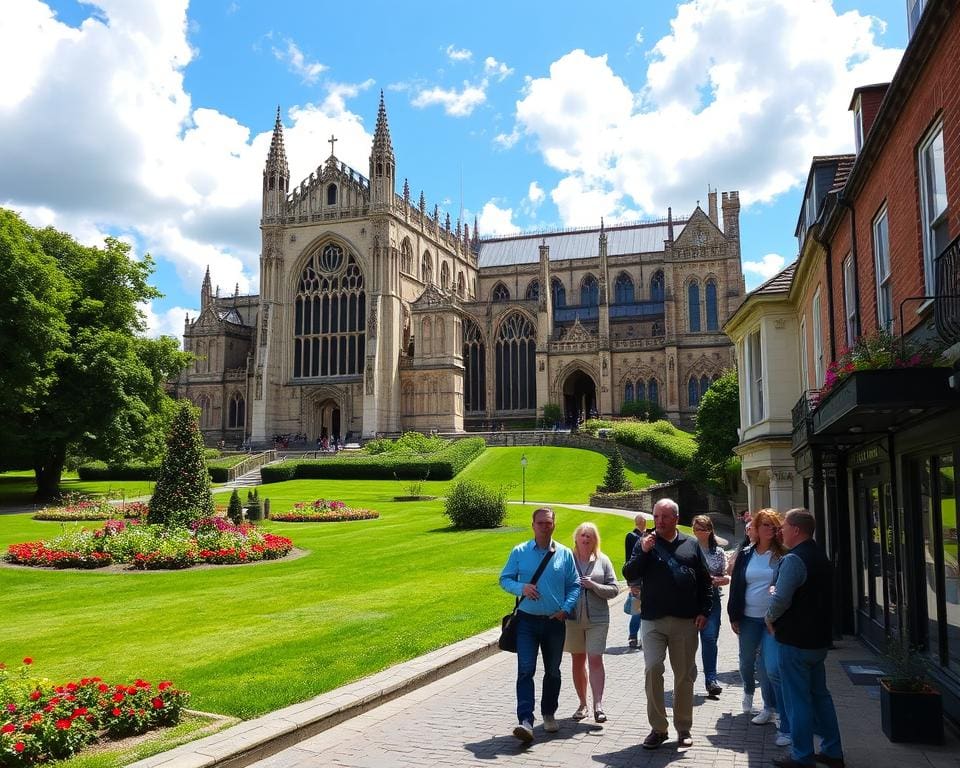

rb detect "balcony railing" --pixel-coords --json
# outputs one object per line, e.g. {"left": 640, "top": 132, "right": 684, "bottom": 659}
{"left": 790, "top": 389, "right": 821, "bottom": 453}
{"left": 935, "top": 234, "right": 960, "bottom": 344}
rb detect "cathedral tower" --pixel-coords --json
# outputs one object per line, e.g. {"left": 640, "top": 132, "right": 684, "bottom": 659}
{"left": 262, "top": 107, "right": 289, "bottom": 219}
{"left": 369, "top": 91, "right": 396, "bottom": 210}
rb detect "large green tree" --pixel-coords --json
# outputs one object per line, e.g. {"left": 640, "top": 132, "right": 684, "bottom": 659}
{"left": 690, "top": 369, "right": 741, "bottom": 490}
{"left": 0, "top": 209, "right": 189, "bottom": 500}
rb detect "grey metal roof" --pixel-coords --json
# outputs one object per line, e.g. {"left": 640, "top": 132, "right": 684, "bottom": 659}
{"left": 477, "top": 222, "right": 686, "bottom": 268}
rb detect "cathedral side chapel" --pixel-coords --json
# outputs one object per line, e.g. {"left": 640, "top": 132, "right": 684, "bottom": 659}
{"left": 173, "top": 96, "right": 745, "bottom": 445}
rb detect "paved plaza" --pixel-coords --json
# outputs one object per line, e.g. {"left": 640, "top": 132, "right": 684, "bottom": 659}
{"left": 244, "top": 598, "right": 957, "bottom": 768}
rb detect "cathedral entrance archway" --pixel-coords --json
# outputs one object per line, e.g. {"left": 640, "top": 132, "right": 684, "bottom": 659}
{"left": 562, "top": 370, "right": 597, "bottom": 427}
{"left": 311, "top": 398, "right": 342, "bottom": 442}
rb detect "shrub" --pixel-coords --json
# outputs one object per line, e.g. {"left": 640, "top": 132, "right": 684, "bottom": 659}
{"left": 260, "top": 462, "right": 297, "bottom": 483}
{"left": 620, "top": 399, "right": 666, "bottom": 421}
{"left": 443, "top": 480, "right": 506, "bottom": 529}
{"left": 598, "top": 446, "right": 631, "bottom": 493}
{"left": 611, "top": 421, "right": 696, "bottom": 470}
{"left": 245, "top": 489, "right": 262, "bottom": 521}
{"left": 541, "top": 403, "right": 562, "bottom": 426}
{"left": 271, "top": 500, "right": 379, "bottom": 523}
{"left": 227, "top": 489, "right": 243, "bottom": 525}
{"left": 363, "top": 432, "right": 447, "bottom": 455}
{"left": 148, "top": 402, "right": 214, "bottom": 528}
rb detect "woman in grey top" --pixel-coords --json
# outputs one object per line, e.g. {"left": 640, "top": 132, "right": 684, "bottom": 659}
{"left": 565, "top": 522, "right": 619, "bottom": 722}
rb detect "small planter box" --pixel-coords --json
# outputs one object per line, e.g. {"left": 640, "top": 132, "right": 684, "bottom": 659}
{"left": 880, "top": 679, "right": 943, "bottom": 744}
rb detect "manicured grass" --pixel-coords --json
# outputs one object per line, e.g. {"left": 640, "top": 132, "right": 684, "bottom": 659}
{"left": 0, "top": 471, "right": 156, "bottom": 505}
{"left": 1, "top": 476, "right": 644, "bottom": 720}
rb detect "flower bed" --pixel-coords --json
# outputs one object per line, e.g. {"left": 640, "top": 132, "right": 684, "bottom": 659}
{"left": 270, "top": 499, "right": 379, "bottom": 523}
{"left": 4, "top": 518, "right": 293, "bottom": 571}
{"left": 0, "top": 657, "right": 189, "bottom": 767}
{"left": 32, "top": 499, "right": 148, "bottom": 522}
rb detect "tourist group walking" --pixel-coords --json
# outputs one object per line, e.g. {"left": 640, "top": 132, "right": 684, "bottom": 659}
{"left": 499, "top": 501, "right": 845, "bottom": 768}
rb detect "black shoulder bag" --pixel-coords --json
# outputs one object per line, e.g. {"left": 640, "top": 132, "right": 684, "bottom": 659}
{"left": 498, "top": 546, "right": 556, "bottom": 653}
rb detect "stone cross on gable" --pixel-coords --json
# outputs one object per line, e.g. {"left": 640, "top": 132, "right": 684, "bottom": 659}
{"left": 328, "top": 134, "right": 337, "bottom": 157}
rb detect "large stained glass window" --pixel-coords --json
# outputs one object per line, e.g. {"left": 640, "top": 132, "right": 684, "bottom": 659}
{"left": 495, "top": 313, "right": 537, "bottom": 411}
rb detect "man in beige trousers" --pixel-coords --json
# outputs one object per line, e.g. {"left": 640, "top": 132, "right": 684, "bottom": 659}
{"left": 622, "top": 498, "right": 712, "bottom": 749}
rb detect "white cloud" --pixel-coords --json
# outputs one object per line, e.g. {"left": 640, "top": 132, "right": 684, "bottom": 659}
{"left": 445, "top": 44, "right": 472, "bottom": 62}
{"left": 0, "top": 0, "right": 374, "bottom": 309}
{"left": 141, "top": 301, "right": 196, "bottom": 341}
{"left": 635, "top": 30, "right": 644, "bottom": 45}
{"left": 527, "top": 181, "right": 545, "bottom": 206}
{"left": 494, "top": 126, "right": 521, "bottom": 148}
{"left": 272, "top": 38, "right": 326, "bottom": 84}
{"left": 484, "top": 56, "right": 513, "bottom": 81}
{"left": 477, "top": 201, "right": 519, "bottom": 236}
{"left": 743, "top": 253, "right": 787, "bottom": 282}
{"left": 507, "top": 0, "right": 903, "bottom": 224}
{"left": 412, "top": 82, "right": 487, "bottom": 117}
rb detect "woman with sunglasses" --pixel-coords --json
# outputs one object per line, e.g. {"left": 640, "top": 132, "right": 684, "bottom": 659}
{"left": 691, "top": 515, "right": 729, "bottom": 697}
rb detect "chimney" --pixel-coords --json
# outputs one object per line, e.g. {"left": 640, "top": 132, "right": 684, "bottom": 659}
{"left": 721, "top": 191, "right": 740, "bottom": 242}
{"left": 708, "top": 189, "right": 719, "bottom": 226}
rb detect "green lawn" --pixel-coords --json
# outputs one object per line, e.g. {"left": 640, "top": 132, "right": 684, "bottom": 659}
{"left": 1, "top": 476, "right": 653, "bottom": 720}
{"left": 0, "top": 471, "right": 156, "bottom": 505}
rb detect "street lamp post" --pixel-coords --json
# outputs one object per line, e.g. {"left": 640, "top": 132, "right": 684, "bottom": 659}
{"left": 520, "top": 454, "right": 528, "bottom": 505}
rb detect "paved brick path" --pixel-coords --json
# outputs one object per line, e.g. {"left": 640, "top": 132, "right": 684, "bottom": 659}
{"left": 251, "top": 597, "right": 959, "bottom": 768}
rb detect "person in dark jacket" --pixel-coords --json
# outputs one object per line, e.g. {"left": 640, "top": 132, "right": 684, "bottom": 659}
{"left": 622, "top": 498, "right": 712, "bottom": 750}
{"left": 623, "top": 513, "right": 647, "bottom": 648}
{"left": 767, "top": 508, "right": 844, "bottom": 768}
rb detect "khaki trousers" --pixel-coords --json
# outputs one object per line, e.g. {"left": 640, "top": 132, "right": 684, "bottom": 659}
{"left": 641, "top": 616, "right": 700, "bottom": 733}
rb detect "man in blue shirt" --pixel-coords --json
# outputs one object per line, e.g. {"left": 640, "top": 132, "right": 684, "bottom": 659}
{"left": 499, "top": 507, "right": 580, "bottom": 742}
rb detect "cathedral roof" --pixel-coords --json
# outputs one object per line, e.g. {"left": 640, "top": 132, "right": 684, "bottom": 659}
{"left": 476, "top": 220, "right": 687, "bottom": 268}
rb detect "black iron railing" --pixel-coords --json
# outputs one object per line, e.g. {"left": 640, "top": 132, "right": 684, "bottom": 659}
{"left": 935, "top": 234, "right": 960, "bottom": 343}
{"left": 791, "top": 389, "right": 821, "bottom": 453}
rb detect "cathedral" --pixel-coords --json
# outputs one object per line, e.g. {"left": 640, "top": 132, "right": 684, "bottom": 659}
{"left": 173, "top": 96, "right": 745, "bottom": 445}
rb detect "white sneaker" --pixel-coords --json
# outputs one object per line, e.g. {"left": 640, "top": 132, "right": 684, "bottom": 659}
{"left": 775, "top": 732, "right": 792, "bottom": 747}
{"left": 742, "top": 693, "right": 754, "bottom": 714}
{"left": 543, "top": 715, "right": 559, "bottom": 733}
{"left": 513, "top": 720, "right": 534, "bottom": 742}
{"left": 751, "top": 709, "right": 775, "bottom": 725}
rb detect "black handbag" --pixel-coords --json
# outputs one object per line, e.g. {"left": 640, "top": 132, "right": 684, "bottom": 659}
{"left": 498, "top": 546, "right": 556, "bottom": 652}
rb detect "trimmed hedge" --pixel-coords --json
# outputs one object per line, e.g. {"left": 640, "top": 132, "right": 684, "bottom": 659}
{"left": 260, "top": 438, "right": 486, "bottom": 483}
{"left": 611, "top": 420, "right": 696, "bottom": 469}
{"left": 78, "top": 455, "right": 249, "bottom": 483}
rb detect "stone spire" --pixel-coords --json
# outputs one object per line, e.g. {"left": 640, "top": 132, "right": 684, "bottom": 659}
{"left": 201, "top": 265, "right": 212, "bottom": 310}
{"left": 369, "top": 91, "right": 396, "bottom": 208}
{"left": 263, "top": 107, "right": 289, "bottom": 219}
{"left": 265, "top": 106, "right": 289, "bottom": 178}
{"left": 372, "top": 90, "right": 394, "bottom": 156}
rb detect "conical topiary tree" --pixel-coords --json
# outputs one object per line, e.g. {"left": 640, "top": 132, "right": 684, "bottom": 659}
{"left": 147, "top": 400, "right": 214, "bottom": 527}
{"left": 599, "top": 446, "right": 631, "bottom": 493}
{"left": 227, "top": 488, "right": 243, "bottom": 525}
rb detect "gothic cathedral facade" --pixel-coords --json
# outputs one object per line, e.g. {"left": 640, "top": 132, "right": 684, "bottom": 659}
{"left": 173, "top": 97, "right": 745, "bottom": 445}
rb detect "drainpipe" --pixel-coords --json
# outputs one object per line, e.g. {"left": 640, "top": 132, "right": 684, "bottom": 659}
{"left": 838, "top": 196, "right": 862, "bottom": 339}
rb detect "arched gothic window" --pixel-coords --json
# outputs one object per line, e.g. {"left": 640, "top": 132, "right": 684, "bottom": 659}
{"left": 705, "top": 279, "right": 719, "bottom": 330}
{"left": 492, "top": 282, "right": 510, "bottom": 302}
{"left": 326, "top": 184, "right": 337, "bottom": 206}
{"left": 637, "top": 380, "right": 646, "bottom": 402}
{"left": 688, "top": 281, "right": 701, "bottom": 332}
{"left": 228, "top": 392, "right": 245, "bottom": 428}
{"left": 648, "top": 378, "right": 659, "bottom": 405}
{"left": 525, "top": 279, "right": 540, "bottom": 301}
{"left": 456, "top": 272, "right": 465, "bottom": 298}
{"left": 293, "top": 243, "right": 366, "bottom": 378}
{"left": 463, "top": 318, "right": 486, "bottom": 413}
{"left": 197, "top": 395, "right": 212, "bottom": 428}
{"left": 624, "top": 382, "right": 634, "bottom": 402}
{"left": 401, "top": 239, "right": 413, "bottom": 274}
{"left": 581, "top": 274, "right": 599, "bottom": 306}
{"left": 650, "top": 270, "right": 665, "bottom": 301}
{"left": 551, "top": 278, "right": 566, "bottom": 307}
{"left": 689, "top": 377, "right": 700, "bottom": 407}
{"left": 614, "top": 273, "right": 634, "bottom": 304}
{"left": 441, "top": 262, "right": 450, "bottom": 291}
{"left": 700, "top": 375, "right": 710, "bottom": 398}
{"left": 422, "top": 251, "right": 433, "bottom": 283}
{"left": 495, "top": 313, "right": 537, "bottom": 411}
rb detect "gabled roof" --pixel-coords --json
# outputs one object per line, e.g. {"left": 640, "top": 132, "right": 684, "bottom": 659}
{"left": 750, "top": 260, "right": 797, "bottom": 297}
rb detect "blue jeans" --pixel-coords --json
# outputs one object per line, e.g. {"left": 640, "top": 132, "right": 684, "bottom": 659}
{"left": 515, "top": 612, "right": 566, "bottom": 723}
{"left": 699, "top": 592, "right": 722, "bottom": 684}
{"left": 737, "top": 616, "right": 775, "bottom": 708}
{"left": 763, "top": 633, "right": 789, "bottom": 735}
{"left": 628, "top": 612, "right": 642, "bottom": 639}
{"left": 778, "top": 644, "right": 843, "bottom": 764}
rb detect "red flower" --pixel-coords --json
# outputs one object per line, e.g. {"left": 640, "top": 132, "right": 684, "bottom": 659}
{"left": 98, "top": 684, "right": 109, "bottom": 693}
{"left": 23, "top": 657, "right": 32, "bottom": 665}
{"left": 6, "top": 703, "right": 16, "bottom": 713}
{"left": 14, "top": 742, "right": 25, "bottom": 753}
{"left": 1, "top": 724, "right": 15, "bottom": 734}
{"left": 151, "top": 698, "right": 164, "bottom": 709}
{"left": 112, "top": 692, "right": 125, "bottom": 702}
{"left": 157, "top": 681, "right": 172, "bottom": 691}
{"left": 72, "top": 707, "right": 88, "bottom": 717}
{"left": 55, "top": 718, "right": 71, "bottom": 730}
{"left": 111, "top": 707, "right": 122, "bottom": 717}
{"left": 30, "top": 714, "right": 42, "bottom": 724}
{"left": 29, "top": 691, "right": 41, "bottom": 701}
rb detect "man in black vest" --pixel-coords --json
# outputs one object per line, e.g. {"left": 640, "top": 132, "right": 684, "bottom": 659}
{"left": 624, "top": 513, "right": 647, "bottom": 648}
{"left": 623, "top": 498, "right": 711, "bottom": 750}
{"left": 766, "top": 508, "right": 844, "bottom": 768}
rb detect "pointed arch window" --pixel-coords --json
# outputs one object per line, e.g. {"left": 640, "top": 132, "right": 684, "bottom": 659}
{"left": 700, "top": 375, "right": 710, "bottom": 398}
{"left": 551, "top": 278, "right": 566, "bottom": 307}
{"left": 614, "top": 273, "right": 634, "bottom": 304}
{"left": 326, "top": 184, "right": 337, "bottom": 206}
{"left": 492, "top": 282, "right": 510, "bottom": 302}
{"left": 293, "top": 244, "right": 366, "bottom": 378}
{"left": 705, "top": 279, "right": 719, "bottom": 330}
{"left": 422, "top": 251, "right": 433, "bottom": 284}
{"left": 688, "top": 281, "right": 701, "bottom": 332}
{"left": 400, "top": 239, "right": 413, "bottom": 274}
{"left": 197, "top": 395, "right": 212, "bottom": 428}
{"left": 581, "top": 274, "right": 599, "bottom": 306}
{"left": 648, "top": 379, "right": 659, "bottom": 405}
{"left": 440, "top": 262, "right": 450, "bottom": 291}
{"left": 624, "top": 382, "right": 634, "bottom": 402}
{"left": 636, "top": 380, "right": 646, "bottom": 402}
{"left": 650, "top": 270, "right": 665, "bottom": 301}
{"left": 495, "top": 313, "right": 537, "bottom": 411}
{"left": 689, "top": 377, "right": 700, "bottom": 407}
{"left": 228, "top": 392, "right": 245, "bottom": 428}
{"left": 463, "top": 318, "right": 486, "bottom": 412}
{"left": 456, "top": 272, "right": 465, "bottom": 298}
{"left": 525, "top": 279, "right": 540, "bottom": 301}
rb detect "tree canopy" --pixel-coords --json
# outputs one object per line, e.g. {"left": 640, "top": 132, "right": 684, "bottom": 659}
{"left": 0, "top": 209, "right": 190, "bottom": 500}
{"left": 690, "top": 369, "right": 741, "bottom": 491}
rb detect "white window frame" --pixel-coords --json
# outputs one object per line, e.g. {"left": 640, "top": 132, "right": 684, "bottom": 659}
{"left": 918, "top": 122, "right": 948, "bottom": 294}
{"left": 842, "top": 254, "right": 857, "bottom": 348}
{"left": 746, "top": 329, "right": 764, "bottom": 424}
{"left": 853, "top": 96, "right": 864, "bottom": 154}
{"left": 812, "top": 289, "right": 824, "bottom": 387}
{"left": 873, "top": 207, "right": 892, "bottom": 331}
{"left": 799, "top": 317, "right": 809, "bottom": 392}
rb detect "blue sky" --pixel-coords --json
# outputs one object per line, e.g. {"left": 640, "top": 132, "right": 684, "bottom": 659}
{"left": 0, "top": 0, "right": 907, "bottom": 338}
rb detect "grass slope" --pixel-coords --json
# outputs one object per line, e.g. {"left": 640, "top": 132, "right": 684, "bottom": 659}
{"left": 0, "top": 471, "right": 156, "bottom": 505}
